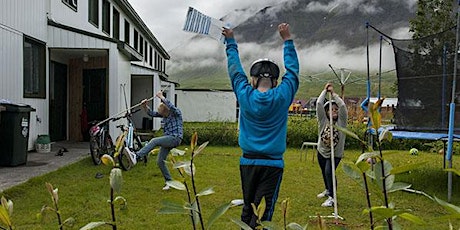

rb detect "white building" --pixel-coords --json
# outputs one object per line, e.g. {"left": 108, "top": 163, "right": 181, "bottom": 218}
{"left": 0, "top": 0, "right": 175, "bottom": 150}
{"left": 176, "top": 89, "right": 237, "bottom": 122}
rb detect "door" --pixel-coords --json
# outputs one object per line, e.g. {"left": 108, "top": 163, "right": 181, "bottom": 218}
{"left": 83, "top": 69, "right": 107, "bottom": 141}
{"left": 49, "top": 61, "right": 68, "bottom": 142}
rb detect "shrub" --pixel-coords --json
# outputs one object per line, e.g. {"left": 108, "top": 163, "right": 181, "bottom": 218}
{"left": 151, "top": 117, "right": 432, "bottom": 150}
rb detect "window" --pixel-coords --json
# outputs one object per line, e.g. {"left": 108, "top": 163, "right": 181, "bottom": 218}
{"left": 102, "top": 0, "right": 110, "bottom": 34}
{"left": 23, "top": 36, "right": 46, "bottom": 98}
{"left": 149, "top": 46, "right": 153, "bottom": 66}
{"left": 88, "top": 0, "right": 99, "bottom": 26}
{"left": 124, "top": 20, "right": 130, "bottom": 44}
{"left": 140, "top": 36, "right": 144, "bottom": 56}
{"left": 62, "top": 0, "right": 77, "bottom": 11}
{"left": 134, "top": 29, "right": 138, "bottom": 50}
{"left": 113, "top": 8, "right": 119, "bottom": 39}
{"left": 144, "top": 41, "right": 148, "bottom": 61}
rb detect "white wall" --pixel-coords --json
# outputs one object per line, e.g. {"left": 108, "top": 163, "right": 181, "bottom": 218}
{"left": 176, "top": 90, "right": 237, "bottom": 122}
{"left": 0, "top": 0, "right": 48, "bottom": 149}
{"left": 0, "top": 0, "right": 47, "bottom": 41}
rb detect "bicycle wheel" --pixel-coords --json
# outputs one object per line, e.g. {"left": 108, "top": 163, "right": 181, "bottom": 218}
{"left": 118, "top": 142, "right": 133, "bottom": 171}
{"left": 103, "top": 134, "right": 115, "bottom": 157}
{"left": 133, "top": 134, "right": 148, "bottom": 165}
{"left": 118, "top": 135, "right": 147, "bottom": 171}
{"left": 89, "top": 136, "right": 102, "bottom": 165}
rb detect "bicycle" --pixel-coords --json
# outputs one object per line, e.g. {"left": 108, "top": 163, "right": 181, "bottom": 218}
{"left": 112, "top": 108, "right": 147, "bottom": 171}
{"left": 88, "top": 120, "right": 115, "bottom": 165}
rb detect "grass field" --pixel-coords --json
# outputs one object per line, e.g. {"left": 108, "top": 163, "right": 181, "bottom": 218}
{"left": 1, "top": 146, "right": 460, "bottom": 229}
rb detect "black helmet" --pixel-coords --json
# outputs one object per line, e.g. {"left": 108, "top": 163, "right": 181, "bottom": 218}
{"left": 250, "top": 58, "right": 280, "bottom": 79}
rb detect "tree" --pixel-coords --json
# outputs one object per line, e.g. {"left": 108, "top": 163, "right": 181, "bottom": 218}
{"left": 409, "top": 0, "right": 456, "bottom": 39}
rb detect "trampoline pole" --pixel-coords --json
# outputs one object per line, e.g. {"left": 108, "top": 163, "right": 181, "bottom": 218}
{"left": 365, "top": 22, "right": 373, "bottom": 148}
{"left": 378, "top": 35, "right": 382, "bottom": 100}
{"left": 446, "top": 0, "right": 460, "bottom": 202}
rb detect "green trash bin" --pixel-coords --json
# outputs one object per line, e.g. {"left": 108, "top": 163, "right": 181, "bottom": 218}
{"left": 0, "top": 103, "right": 35, "bottom": 166}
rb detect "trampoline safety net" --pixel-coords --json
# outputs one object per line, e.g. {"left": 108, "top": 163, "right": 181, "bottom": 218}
{"left": 390, "top": 27, "right": 460, "bottom": 132}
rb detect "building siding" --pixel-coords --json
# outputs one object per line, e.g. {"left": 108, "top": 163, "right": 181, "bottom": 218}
{"left": 176, "top": 90, "right": 237, "bottom": 122}
{"left": 1, "top": 0, "right": 171, "bottom": 151}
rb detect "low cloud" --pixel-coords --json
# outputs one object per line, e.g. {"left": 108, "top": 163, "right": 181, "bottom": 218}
{"left": 168, "top": 26, "right": 411, "bottom": 76}
{"left": 304, "top": 0, "right": 416, "bottom": 15}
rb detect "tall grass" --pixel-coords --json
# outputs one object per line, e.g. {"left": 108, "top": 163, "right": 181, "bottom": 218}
{"left": 1, "top": 146, "right": 460, "bottom": 229}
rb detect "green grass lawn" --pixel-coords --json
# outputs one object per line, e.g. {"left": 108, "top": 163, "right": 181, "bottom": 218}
{"left": 2, "top": 146, "right": 460, "bottom": 229}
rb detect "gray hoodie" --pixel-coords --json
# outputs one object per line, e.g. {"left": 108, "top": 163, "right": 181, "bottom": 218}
{"left": 316, "top": 90, "right": 348, "bottom": 158}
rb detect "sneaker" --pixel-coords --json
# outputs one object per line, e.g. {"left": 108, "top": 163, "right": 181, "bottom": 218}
{"left": 162, "top": 184, "right": 170, "bottom": 190}
{"left": 317, "top": 189, "right": 328, "bottom": 198}
{"left": 124, "top": 147, "right": 137, "bottom": 166}
{"left": 321, "top": 196, "right": 334, "bottom": 207}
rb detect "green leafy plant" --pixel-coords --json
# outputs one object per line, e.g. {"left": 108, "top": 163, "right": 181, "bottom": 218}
{"left": 340, "top": 98, "right": 427, "bottom": 229}
{"left": 0, "top": 196, "right": 13, "bottom": 230}
{"left": 80, "top": 154, "right": 127, "bottom": 230}
{"left": 159, "top": 132, "right": 234, "bottom": 230}
{"left": 37, "top": 182, "right": 75, "bottom": 229}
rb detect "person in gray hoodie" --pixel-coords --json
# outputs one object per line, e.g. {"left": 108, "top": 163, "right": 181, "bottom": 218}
{"left": 316, "top": 82, "right": 348, "bottom": 207}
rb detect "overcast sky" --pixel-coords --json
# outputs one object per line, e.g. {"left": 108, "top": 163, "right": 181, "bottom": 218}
{"left": 129, "top": 0, "right": 416, "bottom": 74}
{"left": 129, "top": 0, "right": 287, "bottom": 52}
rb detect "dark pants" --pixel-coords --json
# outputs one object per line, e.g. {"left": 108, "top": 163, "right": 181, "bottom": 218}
{"left": 240, "top": 165, "right": 283, "bottom": 229}
{"left": 317, "top": 152, "right": 341, "bottom": 198}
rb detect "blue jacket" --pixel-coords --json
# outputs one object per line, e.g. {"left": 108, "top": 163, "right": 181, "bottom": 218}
{"left": 225, "top": 38, "right": 299, "bottom": 168}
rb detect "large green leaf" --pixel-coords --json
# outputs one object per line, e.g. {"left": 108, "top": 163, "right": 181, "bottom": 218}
{"left": 191, "top": 201, "right": 199, "bottom": 226}
{"left": 1, "top": 196, "right": 13, "bottom": 217}
{"left": 286, "top": 222, "right": 307, "bottom": 230}
{"left": 172, "top": 161, "right": 190, "bottom": 169}
{"left": 206, "top": 202, "right": 231, "bottom": 229}
{"left": 379, "top": 128, "right": 393, "bottom": 142}
{"left": 166, "top": 180, "right": 186, "bottom": 191}
{"left": 398, "top": 212, "right": 426, "bottom": 225}
{"left": 158, "top": 199, "right": 189, "bottom": 215}
{"left": 342, "top": 162, "right": 365, "bottom": 189}
{"left": 0, "top": 206, "right": 11, "bottom": 228}
{"left": 261, "top": 220, "right": 283, "bottom": 230}
{"left": 62, "top": 217, "right": 76, "bottom": 227}
{"left": 193, "top": 141, "right": 209, "bottom": 158}
{"left": 196, "top": 187, "right": 215, "bottom": 197}
{"left": 79, "top": 221, "right": 110, "bottom": 230}
{"left": 387, "top": 182, "right": 412, "bottom": 193}
{"left": 170, "top": 148, "right": 186, "bottom": 156}
{"left": 434, "top": 196, "right": 460, "bottom": 214}
{"left": 230, "top": 217, "right": 253, "bottom": 230}
{"left": 356, "top": 151, "right": 381, "bottom": 165}
{"left": 390, "top": 162, "right": 427, "bottom": 175}
{"left": 334, "top": 125, "right": 364, "bottom": 143}
{"left": 364, "top": 206, "right": 394, "bottom": 220}
{"left": 255, "top": 197, "right": 266, "bottom": 220}
{"left": 374, "top": 160, "right": 394, "bottom": 192}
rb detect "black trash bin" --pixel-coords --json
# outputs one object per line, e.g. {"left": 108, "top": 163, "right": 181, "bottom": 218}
{"left": 0, "top": 103, "right": 35, "bottom": 166}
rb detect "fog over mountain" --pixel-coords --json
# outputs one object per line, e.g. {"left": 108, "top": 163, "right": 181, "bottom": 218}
{"left": 167, "top": 0, "right": 417, "bottom": 89}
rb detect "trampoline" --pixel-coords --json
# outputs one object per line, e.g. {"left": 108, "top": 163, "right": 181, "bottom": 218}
{"left": 367, "top": 22, "right": 460, "bottom": 201}
{"left": 384, "top": 126, "right": 460, "bottom": 168}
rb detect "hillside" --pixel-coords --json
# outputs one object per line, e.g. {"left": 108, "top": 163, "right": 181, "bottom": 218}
{"left": 167, "top": 0, "right": 415, "bottom": 100}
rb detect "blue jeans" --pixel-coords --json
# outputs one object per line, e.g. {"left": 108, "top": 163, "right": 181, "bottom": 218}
{"left": 136, "top": 135, "right": 182, "bottom": 182}
{"left": 317, "top": 152, "right": 341, "bottom": 198}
